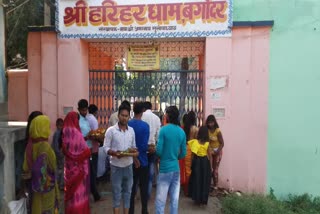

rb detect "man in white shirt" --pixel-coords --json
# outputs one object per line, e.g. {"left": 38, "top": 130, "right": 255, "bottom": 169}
{"left": 78, "top": 99, "right": 101, "bottom": 202}
{"left": 86, "top": 104, "right": 101, "bottom": 201}
{"left": 104, "top": 104, "right": 139, "bottom": 214}
{"left": 141, "top": 101, "right": 161, "bottom": 199}
{"left": 87, "top": 104, "right": 99, "bottom": 130}
{"left": 108, "top": 100, "right": 131, "bottom": 127}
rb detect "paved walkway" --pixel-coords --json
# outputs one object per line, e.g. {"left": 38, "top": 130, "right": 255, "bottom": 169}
{"left": 65, "top": 181, "right": 222, "bottom": 214}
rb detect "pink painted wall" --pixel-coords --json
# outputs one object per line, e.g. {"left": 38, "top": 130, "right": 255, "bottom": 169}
{"left": 204, "top": 27, "right": 270, "bottom": 193}
{"left": 28, "top": 32, "right": 42, "bottom": 112}
{"left": 24, "top": 27, "right": 270, "bottom": 192}
{"left": 40, "top": 33, "right": 58, "bottom": 125}
{"left": 28, "top": 32, "right": 57, "bottom": 127}
{"left": 8, "top": 70, "right": 28, "bottom": 121}
{"left": 27, "top": 32, "right": 89, "bottom": 128}
{"left": 57, "top": 38, "right": 89, "bottom": 117}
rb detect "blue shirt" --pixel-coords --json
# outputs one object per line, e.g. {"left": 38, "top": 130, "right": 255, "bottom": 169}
{"left": 128, "top": 119, "right": 150, "bottom": 167}
{"left": 51, "top": 129, "right": 63, "bottom": 158}
{"left": 156, "top": 124, "right": 186, "bottom": 173}
{"left": 79, "top": 115, "right": 92, "bottom": 148}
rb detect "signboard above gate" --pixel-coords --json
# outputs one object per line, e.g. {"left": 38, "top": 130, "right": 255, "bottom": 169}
{"left": 57, "top": 0, "right": 233, "bottom": 39}
{"left": 128, "top": 46, "right": 160, "bottom": 70}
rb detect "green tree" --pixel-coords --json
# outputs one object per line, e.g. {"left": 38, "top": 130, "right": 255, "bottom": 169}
{"left": 4, "top": 0, "right": 55, "bottom": 67}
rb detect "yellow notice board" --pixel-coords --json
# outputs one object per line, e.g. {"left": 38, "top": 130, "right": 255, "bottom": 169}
{"left": 128, "top": 46, "right": 160, "bottom": 70}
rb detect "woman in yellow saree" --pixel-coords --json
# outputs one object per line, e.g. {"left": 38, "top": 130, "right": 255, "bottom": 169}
{"left": 22, "top": 115, "right": 59, "bottom": 214}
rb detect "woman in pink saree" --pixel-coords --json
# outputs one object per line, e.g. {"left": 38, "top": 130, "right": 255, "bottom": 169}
{"left": 62, "top": 111, "right": 91, "bottom": 214}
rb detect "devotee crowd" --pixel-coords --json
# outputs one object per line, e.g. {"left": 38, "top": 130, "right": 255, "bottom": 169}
{"left": 19, "top": 98, "right": 224, "bottom": 214}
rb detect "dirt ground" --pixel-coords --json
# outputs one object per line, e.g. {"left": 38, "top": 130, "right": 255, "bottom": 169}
{"left": 59, "top": 181, "right": 222, "bottom": 214}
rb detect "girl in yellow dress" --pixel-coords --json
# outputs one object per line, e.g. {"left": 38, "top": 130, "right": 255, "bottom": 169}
{"left": 188, "top": 126, "right": 212, "bottom": 206}
{"left": 206, "top": 114, "right": 224, "bottom": 191}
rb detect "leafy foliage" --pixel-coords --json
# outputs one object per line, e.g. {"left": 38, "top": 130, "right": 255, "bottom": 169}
{"left": 284, "top": 194, "right": 320, "bottom": 214}
{"left": 222, "top": 190, "right": 320, "bottom": 214}
{"left": 115, "top": 71, "right": 160, "bottom": 98}
{"left": 4, "top": 0, "right": 55, "bottom": 67}
{"left": 222, "top": 194, "right": 293, "bottom": 214}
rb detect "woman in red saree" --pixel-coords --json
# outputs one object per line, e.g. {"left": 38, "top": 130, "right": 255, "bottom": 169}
{"left": 62, "top": 111, "right": 91, "bottom": 214}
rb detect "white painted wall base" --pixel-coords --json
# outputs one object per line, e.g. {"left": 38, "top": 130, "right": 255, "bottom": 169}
{"left": 0, "top": 123, "right": 25, "bottom": 211}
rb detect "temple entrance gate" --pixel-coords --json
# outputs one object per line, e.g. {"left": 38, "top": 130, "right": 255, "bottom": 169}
{"left": 89, "top": 40, "right": 204, "bottom": 127}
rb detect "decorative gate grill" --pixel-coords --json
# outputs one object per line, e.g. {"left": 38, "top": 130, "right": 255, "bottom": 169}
{"left": 89, "top": 41, "right": 204, "bottom": 127}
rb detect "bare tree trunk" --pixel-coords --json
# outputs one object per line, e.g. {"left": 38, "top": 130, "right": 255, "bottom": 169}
{"left": 44, "top": 0, "right": 50, "bottom": 25}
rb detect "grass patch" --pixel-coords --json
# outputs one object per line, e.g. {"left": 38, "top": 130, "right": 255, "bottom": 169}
{"left": 222, "top": 190, "right": 320, "bottom": 214}
{"left": 284, "top": 194, "right": 320, "bottom": 214}
{"left": 222, "top": 194, "right": 293, "bottom": 214}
